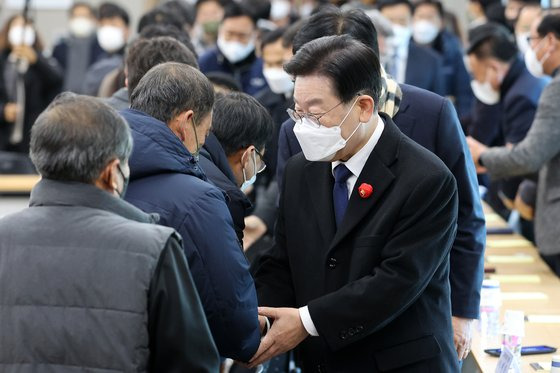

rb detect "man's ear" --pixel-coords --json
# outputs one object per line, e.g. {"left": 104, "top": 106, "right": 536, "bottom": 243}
{"left": 169, "top": 110, "right": 194, "bottom": 142}
{"left": 358, "top": 95, "right": 375, "bottom": 123}
{"left": 96, "top": 158, "right": 120, "bottom": 194}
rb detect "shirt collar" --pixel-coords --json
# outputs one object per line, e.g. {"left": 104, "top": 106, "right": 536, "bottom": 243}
{"left": 332, "top": 114, "right": 385, "bottom": 178}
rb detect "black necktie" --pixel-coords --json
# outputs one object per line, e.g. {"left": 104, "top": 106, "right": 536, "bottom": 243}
{"left": 333, "top": 164, "right": 352, "bottom": 227}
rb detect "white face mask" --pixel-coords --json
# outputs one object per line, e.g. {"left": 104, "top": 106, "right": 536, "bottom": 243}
{"left": 293, "top": 98, "right": 361, "bottom": 162}
{"left": 516, "top": 32, "right": 530, "bottom": 55}
{"left": 271, "top": 0, "right": 291, "bottom": 21}
{"left": 241, "top": 150, "right": 258, "bottom": 191}
{"left": 217, "top": 35, "right": 255, "bottom": 64}
{"left": 471, "top": 79, "right": 500, "bottom": 105}
{"left": 8, "top": 25, "right": 35, "bottom": 47}
{"left": 69, "top": 17, "right": 96, "bottom": 38}
{"left": 299, "top": 3, "right": 314, "bottom": 17}
{"left": 389, "top": 23, "right": 412, "bottom": 49}
{"left": 412, "top": 20, "right": 439, "bottom": 45}
{"left": 524, "top": 40, "right": 550, "bottom": 78}
{"left": 97, "top": 25, "right": 125, "bottom": 53}
{"left": 263, "top": 67, "right": 293, "bottom": 95}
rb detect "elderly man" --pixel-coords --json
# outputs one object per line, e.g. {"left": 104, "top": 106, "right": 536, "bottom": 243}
{"left": 250, "top": 35, "right": 459, "bottom": 372}
{"left": 120, "top": 62, "right": 263, "bottom": 362}
{"left": 0, "top": 93, "right": 219, "bottom": 372}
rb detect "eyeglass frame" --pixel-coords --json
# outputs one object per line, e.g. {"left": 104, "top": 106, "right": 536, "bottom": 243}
{"left": 286, "top": 93, "right": 362, "bottom": 128}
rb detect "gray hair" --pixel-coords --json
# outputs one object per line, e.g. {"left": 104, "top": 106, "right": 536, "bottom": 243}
{"left": 30, "top": 93, "right": 133, "bottom": 183}
{"left": 130, "top": 62, "right": 214, "bottom": 125}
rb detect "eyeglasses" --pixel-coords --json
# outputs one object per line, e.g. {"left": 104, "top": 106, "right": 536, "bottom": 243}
{"left": 286, "top": 100, "right": 344, "bottom": 128}
{"left": 254, "top": 148, "right": 267, "bottom": 174}
{"left": 526, "top": 35, "right": 543, "bottom": 44}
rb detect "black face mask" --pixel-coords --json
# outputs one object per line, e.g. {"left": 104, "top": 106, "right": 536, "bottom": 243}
{"left": 116, "top": 163, "right": 129, "bottom": 198}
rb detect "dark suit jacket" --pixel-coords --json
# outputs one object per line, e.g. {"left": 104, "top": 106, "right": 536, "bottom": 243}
{"left": 255, "top": 114, "right": 459, "bottom": 372}
{"left": 277, "top": 84, "right": 486, "bottom": 319}
{"left": 405, "top": 43, "right": 446, "bottom": 96}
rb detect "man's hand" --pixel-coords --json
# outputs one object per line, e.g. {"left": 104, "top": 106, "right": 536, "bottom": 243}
{"left": 11, "top": 45, "right": 37, "bottom": 65}
{"left": 243, "top": 215, "right": 267, "bottom": 251}
{"left": 3, "top": 103, "right": 19, "bottom": 123}
{"left": 466, "top": 136, "right": 488, "bottom": 174}
{"left": 248, "top": 307, "right": 309, "bottom": 368}
{"left": 452, "top": 316, "right": 474, "bottom": 360}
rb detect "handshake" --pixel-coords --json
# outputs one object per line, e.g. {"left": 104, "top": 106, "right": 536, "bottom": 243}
{"left": 247, "top": 307, "right": 309, "bottom": 369}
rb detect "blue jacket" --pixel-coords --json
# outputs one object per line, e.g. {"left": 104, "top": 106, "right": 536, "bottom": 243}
{"left": 277, "top": 84, "right": 486, "bottom": 319}
{"left": 120, "top": 109, "right": 261, "bottom": 362}
{"left": 199, "top": 47, "right": 268, "bottom": 96}
{"left": 405, "top": 42, "right": 446, "bottom": 97}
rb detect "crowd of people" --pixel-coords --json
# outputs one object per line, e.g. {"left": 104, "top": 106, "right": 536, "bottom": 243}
{"left": 1, "top": 0, "right": 560, "bottom": 372}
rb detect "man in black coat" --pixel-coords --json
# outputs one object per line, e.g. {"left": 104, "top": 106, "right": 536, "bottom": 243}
{"left": 249, "top": 35, "right": 459, "bottom": 372}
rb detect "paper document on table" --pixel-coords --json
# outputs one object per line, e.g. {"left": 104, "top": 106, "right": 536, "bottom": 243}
{"left": 501, "top": 292, "right": 548, "bottom": 300}
{"left": 487, "top": 239, "right": 532, "bottom": 248}
{"left": 488, "top": 274, "right": 541, "bottom": 283}
{"left": 487, "top": 255, "right": 535, "bottom": 264}
{"left": 527, "top": 314, "right": 560, "bottom": 323}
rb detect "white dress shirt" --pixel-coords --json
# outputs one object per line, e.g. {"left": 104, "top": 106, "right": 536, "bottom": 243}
{"left": 299, "top": 115, "right": 385, "bottom": 336}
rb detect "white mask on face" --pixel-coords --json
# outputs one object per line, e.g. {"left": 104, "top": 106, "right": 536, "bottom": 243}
{"left": 299, "top": 3, "right": 314, "bottom": 17}
{"left": 471, "top": 79, "right": 500, "bottom": 105}
{"left": 524, "top": 40, "right": 550, "bottom": 78}
{"left": 263, "top": 67, "right": 293, "bottom": 94}
{"left": 293, "top": 98, "right": 361, "bottom": 162}
{"left": 241, "top": 150, "right": 258, "bottom": 191}
{"left": 516, "top": 32, "right": 530, "bottom": 55}
{"left": 217, "top": 35, "right": 255, "bottom": 63}
{"left": 8, "top": 25, "right": 35, "bottom": 47}
{"left": 389, "top": 23, "right": 412, "bottom": 49}
{"left": 412, "top": 20, "right": 439, "bottom": 45}
{"left": 271, "top": 0, "right": 291, "bottom": 21}
{"left": 69, "top": 17, "right": 96, "bottom": 38}
{"left": 97, "top": 25, "right": 125, "bottom": 53}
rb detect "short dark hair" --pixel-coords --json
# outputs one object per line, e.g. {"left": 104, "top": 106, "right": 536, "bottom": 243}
{"left": 137, "top": 7, "right": 184, "bottom": 33}
{"left": 285, "top": 35, "right": 382, "bottom": 109}
{"left": 130, "top": 62, "right": 214, "bottom": 125}
{"left": 211, "top": 92, "right": 273, "bottom": 156}
{"left": 206, "top": 71, "right": 242, "bottom": 92}
{"left": 139, "top": 24, "right": 197, "bottom": 58}
{"left": 99, "top": 2, "right": 130, "bottom": 25}
{"left": 70, "top": 2, "right": 97, "bottom": 18}
{"left": 223, "top": 2, "right": 257, "bottom": 25}
{"left": 413, "top": 0, "right": 444, "bottom": 18}
{"left": 240, "top": 0, "right": 271, "bottom": 21}
{"left": 126, "top": 36, "right": 198, "bottom": 97}
{"left": 195, "top": 0, "right": 231, "bottom": 11}
{"left": 30, "top": 93, "right": 132, "bottom": 183}
{"left": 159, "top": 1, "right": 196, "bottom": 27}
{"left": 537, "top": 14, "right": 560, "bottom": 39}
{"left": 282, "top": 19, "right": 305, "bottom": 48}
{"left": 293, "top": 6, "right": 380, "bottom": 58}
{"left": 377, "top": 0, "right": 413, "bottom": 14}
{"left": 468, "top": 23, "right": 517, "bottom": 62}
{"left": 261, "top": 27, "right": 287, "bottom": 49}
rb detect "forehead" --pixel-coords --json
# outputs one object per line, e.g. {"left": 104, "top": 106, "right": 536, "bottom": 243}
{"left": 100, "top": 16, "right": 126, "bottom": 27}
{"left": 414, "top": 3, "right": 440, "bottom": 18}
{"left": 293, "top": 74, "right": 337, "bottom": 108}
{"left": 221, "top": 16, "right": 254, "bottom": 31}
{"left": 263, "top": 40, "right": 284, "bottom": 57}
{"left": 72, "top": 5, "right": 94, "bottom": 17}
{"left": 381, "top": 4, "right": 412, "bottom": 18}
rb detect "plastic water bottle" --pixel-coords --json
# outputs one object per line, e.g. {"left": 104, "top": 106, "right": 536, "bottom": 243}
{"left": 551, "top": 355, "right": 560, "bottom": 373}
{"left": 500, "top": 310, "right": 525, "bottom": 372}
{"left": 479, "top": 279, "right": 502, "bottom": 343}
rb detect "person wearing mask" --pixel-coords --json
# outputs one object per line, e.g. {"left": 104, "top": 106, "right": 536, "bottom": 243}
{"left": 0, "top": 93, "right": 220, "bottom": 372}
{"left": 468, "top": 14, "right": 560, "bottom": 275}
{"left": 275, "top": 8, "right": 486, "bottom": 362}
{"left": 249, "top": 34, "right": 459, "bottom": 372}
{"left": 505, "top": 0, "right": 541, "bottom": 30}
{"left": 105, "top": 34, "right": 198, "bottom": 111}
{"left": 412, "top": 0, "right": 474, "bottom": 119}
{"left": 52, "top": 2, "right": 103, "bottom": 93}
{"left": 466, "top": 22, "right": 547, "bottom": 222}
{"left": 199, "top": 2, "right": 268, "bottom": 96}
{"left": 378, "top": 0, "right": 446, "bottom": 96}
{"left": 120, "top": 62, "right": 264, "bottom": 362}
{"left": 0, "top": 15, "right": 62, "bottom": 154}
{"left": 82, "top": 2, "right": 130, "bottom": 96}
{"left": 199, "top": 92, "right": 273, "bottom": 244}
{"left": 192, "top": 0, "right": 228, "bottom": 55}
{"left": 514, "top": 3, "right": 542, "bottom": 55}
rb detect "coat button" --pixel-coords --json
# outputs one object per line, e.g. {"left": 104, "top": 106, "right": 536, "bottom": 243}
{"left": 328, "top": 257, "right": 337, "bottom": 268}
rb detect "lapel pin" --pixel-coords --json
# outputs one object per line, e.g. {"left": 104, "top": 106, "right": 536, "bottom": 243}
{"left": 358, "top": 183, "right": 373, "bottom": 199}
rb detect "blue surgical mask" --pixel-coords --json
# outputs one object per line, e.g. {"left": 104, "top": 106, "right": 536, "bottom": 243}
{"left": 241, "top": 150, "right": 258, "bottom": 191}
